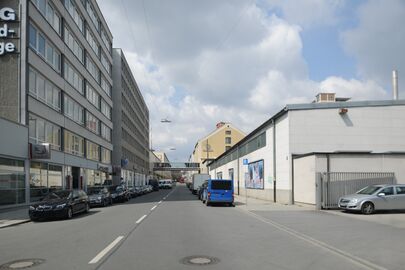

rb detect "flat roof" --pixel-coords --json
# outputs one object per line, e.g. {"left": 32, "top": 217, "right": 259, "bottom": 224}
{"left": 209, "top": 99, "right": 405, "bottom": 166}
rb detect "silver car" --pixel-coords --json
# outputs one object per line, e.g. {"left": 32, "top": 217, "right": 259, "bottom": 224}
{"left": 338, "top": 184, "right": 405, "bottom": 214}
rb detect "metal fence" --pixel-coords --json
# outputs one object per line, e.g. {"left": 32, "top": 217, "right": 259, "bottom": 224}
{"left": 318, "top": 172, "right": 395, "bottom": 209}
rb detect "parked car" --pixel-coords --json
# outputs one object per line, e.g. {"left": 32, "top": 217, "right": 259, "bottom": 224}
{"left": 203, "top": 179, "right": 234, "bottom": 206}
{"left": 87, "top": 187, "right": 112, "bottom": 207}
{"left": 128, "top": 186, "right": 139, "bottom": 198}
{"left": 108, "top": 185, "right": 130, "bottom": 203}
{"left": 146, "top": 185, "right": 153, "bottom": 193}
{"left": 149, "top": 179, "right": 160, "bottom": 191}
{"left": 29, "top": 189, "right": 89, "bottom": 221}
{"left": 134, "top": 186, "right": 143, "bottom": 196}
{"left": 338, "top": 184, "right": 405, "bottom": 214}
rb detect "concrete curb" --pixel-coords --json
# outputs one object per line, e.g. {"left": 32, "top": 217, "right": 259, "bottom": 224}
{"left": 0, "top": 219, "right": 31, "bottom": 229}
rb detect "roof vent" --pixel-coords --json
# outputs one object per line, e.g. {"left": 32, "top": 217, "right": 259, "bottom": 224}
{"left": 314, "top": 93, "right": 351, "bottom": 103}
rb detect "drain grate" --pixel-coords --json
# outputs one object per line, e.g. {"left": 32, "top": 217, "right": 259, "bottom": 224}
{"left": 180, "top": 256, "right": 220, "bottom": 266}
{"left": 0, "top": 259, "right": 45, "bottom": 270}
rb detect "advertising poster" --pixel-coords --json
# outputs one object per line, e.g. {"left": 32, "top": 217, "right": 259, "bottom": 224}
{"left": 246, "top": 160, "right": 264, "bottom": 189}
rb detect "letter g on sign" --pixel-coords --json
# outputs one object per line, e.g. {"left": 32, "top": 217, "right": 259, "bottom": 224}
{"left": 0, "top": 7, "right": 16, "bottom": 21}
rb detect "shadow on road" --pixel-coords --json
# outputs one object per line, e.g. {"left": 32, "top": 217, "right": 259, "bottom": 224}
{"left": 31, "top": 210, "right": 101, "bottom": 223}
{"left": 341, "top": 209, "right": 405, "bottom": 215}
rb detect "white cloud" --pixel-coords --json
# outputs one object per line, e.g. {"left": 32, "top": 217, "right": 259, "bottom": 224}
{"left": 98, "top": 0, "right": 392, "bottom": 161}
{"left": 263, "top": 0, "right": 345, "bottom": 28}
{"left": 320, "top": 77, "right": 388, "bottom": 100}
{"left": 342, "top": 0, "right": 405, "bottom": 87}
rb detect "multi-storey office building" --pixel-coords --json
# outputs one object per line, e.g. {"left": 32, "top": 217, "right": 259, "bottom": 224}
{"left": 0, "top": 0, "right": 113, "bottom": 207}
{"left": 112, "top": 49, "right": 150, "bottom": 187}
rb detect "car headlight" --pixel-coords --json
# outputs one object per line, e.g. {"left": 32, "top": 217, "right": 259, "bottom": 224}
{"left": 29, "top": 206, "right": 35, "bottom": 210}
{"left": 97, "top": 196, "right": 102, "bottom": 200}
{"left": 56, "top": 203, "right": 66, "bottom": 209}
{"left": 349, "top": 198, "right": 358, "bottom": 203}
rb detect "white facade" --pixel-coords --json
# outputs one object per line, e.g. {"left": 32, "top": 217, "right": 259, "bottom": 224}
{"left": 209, "top": 101, "right": 405, "bottom": 204}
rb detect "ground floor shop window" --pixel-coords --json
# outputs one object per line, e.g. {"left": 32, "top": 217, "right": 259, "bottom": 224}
{"left": 86, "top": 169, "right": 102, "bottom": 187}
{"left": 30, "top": 162, "right": 63, "bottom": 202}
{"left": 0, "top": 157, "right": 25, "bottom": 205}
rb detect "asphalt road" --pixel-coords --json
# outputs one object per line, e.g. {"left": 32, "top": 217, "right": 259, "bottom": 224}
{"left": 0, "top": 184, "right": 404, "bottom": 270}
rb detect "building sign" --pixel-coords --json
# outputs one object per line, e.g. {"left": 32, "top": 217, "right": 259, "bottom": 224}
{"left": 98, "top": 165, "right": 109, "bottom": 173}
{"left": 30, "top": 143, "right": 51, "bottom": 159}
{"left": 0, "top": 1, "right": 20, "bottom": 123}
{"left": 0, "top": 7, "right": 17, "bottom": 55}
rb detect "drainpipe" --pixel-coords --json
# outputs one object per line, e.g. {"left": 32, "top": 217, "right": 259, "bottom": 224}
{"left": 273, "top": 119, "right": 277, "bottom": 202}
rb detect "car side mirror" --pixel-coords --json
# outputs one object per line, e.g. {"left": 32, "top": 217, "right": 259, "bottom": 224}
{"left": 377, "top": 193, "right": 385, "bottom": 197}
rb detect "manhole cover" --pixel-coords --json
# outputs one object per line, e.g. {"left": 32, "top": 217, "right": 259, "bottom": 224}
{"left": 180, "top": 256, "right": 220, "bottom": 266}
{"left": 0, "top": 259, "right": 45, "bottom": 269}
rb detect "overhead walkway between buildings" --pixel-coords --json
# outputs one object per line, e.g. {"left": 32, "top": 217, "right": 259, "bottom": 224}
{"left": 153, "top": 162, "right": 200, "bottom": 172}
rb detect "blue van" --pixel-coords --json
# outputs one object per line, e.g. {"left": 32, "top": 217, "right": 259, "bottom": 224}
{"left": 203, "top": 179, "right": 234, "bottom": 206}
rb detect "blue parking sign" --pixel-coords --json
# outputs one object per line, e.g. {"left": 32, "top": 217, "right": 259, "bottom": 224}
{"left": 243, "top": 159, "right": 248, "bottom": 165}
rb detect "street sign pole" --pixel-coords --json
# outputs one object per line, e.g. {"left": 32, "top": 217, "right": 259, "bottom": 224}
{"left": 243, "top": 159, "right": 248, "bottom": 207}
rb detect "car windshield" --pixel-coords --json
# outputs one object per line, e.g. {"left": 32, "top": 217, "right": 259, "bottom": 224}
{"left": 211, "top": 181, "right": 232, "bottom": 190}
{"left": 87, "top": 188, "right": 103, "bottom": 195}
{"left": 356, "top": 186, "right": 382, "bottom": 195}
{"left": 43, "top": 190, "right": 71, "bottom": 200}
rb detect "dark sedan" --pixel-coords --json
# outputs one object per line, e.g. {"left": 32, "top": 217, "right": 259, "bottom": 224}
{"left": 108, "top": 185, "right": 130, "bottom": 203}
{"left": 87, "top": 187, "right": 112, "bottom": 207}
{"left": 29, "top": 190, "right": 89, "bottom": 221}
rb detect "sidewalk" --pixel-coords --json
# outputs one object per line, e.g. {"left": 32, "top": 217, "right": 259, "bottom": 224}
{"left": 0, "top": 206, "right": 30, "bottom": 229}
{"left": 234, "top": 194, "right": 314, "bottom": 212}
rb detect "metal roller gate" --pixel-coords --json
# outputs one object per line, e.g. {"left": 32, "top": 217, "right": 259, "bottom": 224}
{"left": 318, "top": 172, "right": 395, "bottom": 209}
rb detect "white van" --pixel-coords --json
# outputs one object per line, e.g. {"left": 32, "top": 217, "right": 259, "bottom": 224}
{"left": 159, "top": 179, "right": 173, "bottom": 189}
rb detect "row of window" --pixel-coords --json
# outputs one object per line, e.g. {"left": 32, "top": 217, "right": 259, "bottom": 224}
{"left": 211, "top": 132, "right": 267, "bottom": 170}
{"left": 31, "top": 1, "right": 112, "bottom": 95}
{"left": 29, "top": 115, "right": 111, "bottom": 163}
{"left": 63, "top": 0, "right": 84, "bottom": 33}
{"left": 29, "top": 67, "right": 111, "bottom": 141}
{"left": 29, "top": 23, "right": 61, "bottom": 72}
{"left": 64, "top": 25, "right": 84, "bottom": 64}
{"left": 32, "top": 0, "right": 61, "bottom": 34}
{"left": 29, "top": 23, "right": 112, "bottom": 117}
{"left": 30, "top": 24, "right": 111, "bottom": 119}
{"left": 29, "top": 68, "right": 61, "bottom": 111}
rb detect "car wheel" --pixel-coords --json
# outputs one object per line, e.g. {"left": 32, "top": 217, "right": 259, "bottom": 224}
{"left": 361, "top": 202, "right": 375, "bottom": 215}
{"left": 103, "top": 200, "right": 107, "bottom": 207}
{"left": 85, "top": 203, "right": 90, "bottom": 213}
{"left": 67, "top": 207, "right": 73, "bottom": 219}
{"left": 110, "top": 198, "right": 113, "bottom": 205}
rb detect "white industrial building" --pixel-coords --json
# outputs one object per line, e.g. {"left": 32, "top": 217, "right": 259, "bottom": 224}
{"left": 208, "top": 94, "right": 405, "bottom": 207}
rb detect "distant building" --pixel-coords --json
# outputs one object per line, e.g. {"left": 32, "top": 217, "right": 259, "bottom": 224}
{"left": 112, "top": 49, "right": 149, "bottom": 187}
{"left": 153, "top": 151, "right": 170, "bottom": 163}
{"left": 190, "top": 122, "right": 245, "bottom": 173}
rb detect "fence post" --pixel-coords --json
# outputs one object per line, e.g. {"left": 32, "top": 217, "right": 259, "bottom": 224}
{"left": 315, "top": 173, "right": 322, "bottom": 210}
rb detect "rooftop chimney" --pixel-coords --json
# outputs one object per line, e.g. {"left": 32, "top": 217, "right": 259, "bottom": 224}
{"left": 393, "top": 70, "right": 399, "bottom": 100}
{"left": 216, "top": 122, "right": 225, "bottom": 129}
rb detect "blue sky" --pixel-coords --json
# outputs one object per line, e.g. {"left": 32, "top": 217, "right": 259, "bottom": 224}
{"left": 99, "top": 0, "right": 403, "bottom": 161}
